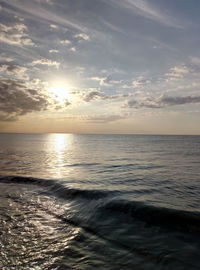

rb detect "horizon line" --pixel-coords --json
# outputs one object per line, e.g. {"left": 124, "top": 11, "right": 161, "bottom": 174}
{"left": 0, "top": 132, "right": 199, "bottom": 136}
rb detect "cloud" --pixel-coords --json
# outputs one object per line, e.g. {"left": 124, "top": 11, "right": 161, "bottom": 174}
{"left": 0, "top": 55, "right": 14, "bottom": 62}
{"left": 75, "top": 33, "right": 90, "bottom": 41}
{"left": 50, "top": 24, "right": 58, "bottom": 29}
{"left": 32, "top": 58, "right": 60, "bottom": 68}
{"left": 122, "top": 84, "right": 132, "bottom": 89}
{"left": 81, "top": 89, "right": 129, "bottom": 102}
{"left": 82, "top": 90, "right": 104, "bottom": 102}
{"left": 166, "top": 65, "right": 190, "bottom": 81}
{"left": 132, "top": 80, "right": 143, "bottom": 88}
{"left": 91, "top": 76, "right": 108, "bottom": 85}
{"left": 91, "top": 75, "right": 122, "bottom": 86}
{"left": 190, "top": 57, "right": 200, "bottom": 66}
{"left": 0, "top": 64, "right": 28, "bottom": 79}
{"left": 0, "top": 23, "right": 34, "bottom": 46}
{"left": 49, "top": 49, "right": 59, "bottom": 53}
{"left": 125, "top": 95, "right": 200, "bottom": 109}
{"left": 161, "top": 95, "right": 200, "bottom": 106}
{"left": 60, "top": 39, "right": 71, "bottom": 45}
{"left": 0, "top": 78, "right": 50, "bottom": 121}
{"left": 125, "top": 96, "right": 162, "bottom": 109}
{"left": 14, "top": 15, "right": 25, "bottom": 22}
{"left": 69, "top": 47, "right": 76, "bottom": 52}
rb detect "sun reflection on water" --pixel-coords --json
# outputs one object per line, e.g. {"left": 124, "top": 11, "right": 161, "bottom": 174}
{"left": 53, "top": 134, "right": 70, "bottom": 153}
{"left": 48, "top": 134, "right": 73, "bottom": 178}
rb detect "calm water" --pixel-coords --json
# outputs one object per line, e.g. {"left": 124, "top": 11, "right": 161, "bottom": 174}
{"left": 0, "top": 133, "right": 200, "bottom": 269}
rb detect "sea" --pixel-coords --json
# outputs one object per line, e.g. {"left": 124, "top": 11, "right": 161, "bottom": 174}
{"left": 0, "top": 133, "right": 200, "bottom": 270}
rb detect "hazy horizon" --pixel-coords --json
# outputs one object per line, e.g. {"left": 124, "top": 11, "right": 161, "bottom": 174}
{"left": 0, "top": 131, "right": 200, "bottom": 136}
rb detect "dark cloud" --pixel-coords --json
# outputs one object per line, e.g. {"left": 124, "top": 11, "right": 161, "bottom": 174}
{"left": 0, "top": 78, "right": 50, "bottom": 121}
{"left": 160, "top": 95, "right": 200, "bottom": 106}
{"left": 125, "top": 95, "right": 200, "bottom": 109}
{"left": 0, "top": 64, "right": 28, "bottom": 79}
{"left": 126, "top": 97, "right": 162, "bottom": 109}
{"left": 83, "top": 90, "right": 104, "bottom": 102}
{"left": 82, "top": 89, "right": 129, "bottom": 102}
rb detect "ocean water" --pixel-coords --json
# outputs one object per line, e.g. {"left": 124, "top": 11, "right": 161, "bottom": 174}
{"left": 0, "top": 133, "right": 200, "bottom": 270}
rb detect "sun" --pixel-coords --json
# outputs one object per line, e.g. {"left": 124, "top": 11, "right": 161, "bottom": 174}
{"left": 48, "top": 82, "right": 70, "bottom": 103}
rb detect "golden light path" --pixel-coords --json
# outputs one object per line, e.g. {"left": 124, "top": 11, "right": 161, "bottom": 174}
{"left": 48, "top": 133, "right": 72, "bottom": 178}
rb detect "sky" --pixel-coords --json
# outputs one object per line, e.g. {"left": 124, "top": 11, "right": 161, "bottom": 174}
{"left": 0, "top": 0, "right": 200, "bottom": 134}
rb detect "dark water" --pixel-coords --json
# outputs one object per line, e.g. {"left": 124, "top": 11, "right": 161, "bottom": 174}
{"left": 0, "top": 134, "right": 200, "bottom": 269}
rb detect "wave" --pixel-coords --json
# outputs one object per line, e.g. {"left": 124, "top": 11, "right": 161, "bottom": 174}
{"left": 98, "top": 199, "right": 200, "bottom": 233}
{"left": 0, "top": 175, "right": 112, "bottom": 200}
{"left": 63, "top": 162, "right": 101, "bottom": 167}
{"left": 1, "top": 175, "right": 200, "bottom": 233}
{"left": 102, "top": 164, "right": 165, "bottom": 170}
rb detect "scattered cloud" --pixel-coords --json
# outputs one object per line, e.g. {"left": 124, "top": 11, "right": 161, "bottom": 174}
{"left": 81, "top": 89, "right": 129, "bottom": 102}
{"left": 0, "top": 0, "right": 199, "bottom": 133}
{"left": 125, "top": 95, "right": 200, "bottom": 109}
{"left": 166, "top": 65, "right": 190, "bottom": 81}
{"left": 161, "top": 95, "right": 200, "bottom": 106}
{"left": 0, "top": 78, "right": 50, "bottom": 121}
{"left": 0, "top": 55, "right": 14, "bottom": 62}
{"left": 91, "top": 76, "right": 107, "bottom": 85}
{"left": 122, "top": 84, "right": 132, "bottom": 89}
{"left": 82, "top": 90, "right": 104, "bottom": 102}
{"left": 132, "top": 80, "right": 143, "bottom": 88}
{"left": 14, "top": 15, "right": 25, "bottom": 22}
{"left": 69, "top": 47, "right": 76, "bottom": 52}
{"left": 49, "top": 49, "right": 59, "bottom": 53}
{"left": 32, "top": 58, "right": 60, "bottom": 69}
{"left": 0, "top": 23, "right": 34, "bottom": 46}
{"left": 50, "top": 24, "right": 58, "bottom": 29}
{"left": 103, "top": 76, "right": 122, "bottom": 85}
{"left": 132, "top": 77, "right": 152, "bottom": 88}
{"left": 125, "top": 96, "right": 162, "bottom": 109}
{"left": 91, "top": 76, "right": 121, "bottom": 86}
{"left": 190, "top": 57, "right": 200, "bottom": 66}
{"left": 75, "top": 33, "right": 90, "bottom": 41}
{"left": 0, "top": 64, "right": 29, "bottom": 79}
{"left": 60, "top": 39, "right": 71, "bottom": 45}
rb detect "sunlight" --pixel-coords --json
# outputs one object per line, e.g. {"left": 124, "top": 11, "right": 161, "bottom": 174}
{"left": 53, "top": 133, "right": 69, "bottom": 152}
{"left": 48, "top": 82, "right": 71, "bottom": 103}
{"left": 47, "top": 134, "right": 71, "bottom": 178}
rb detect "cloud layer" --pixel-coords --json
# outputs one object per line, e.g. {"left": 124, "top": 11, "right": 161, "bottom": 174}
{"left": 126, "top": 95, "right": 200, "bottom": 109}
{"left": 0, "top": 23, "right": 34, "bottom": 46}
{"left": 0, "top": 78, "right": 50, "bottom": 120}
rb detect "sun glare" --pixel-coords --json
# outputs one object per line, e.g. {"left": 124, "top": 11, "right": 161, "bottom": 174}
{"left": 49, "top": 82, "right": 71, "bottom": 103}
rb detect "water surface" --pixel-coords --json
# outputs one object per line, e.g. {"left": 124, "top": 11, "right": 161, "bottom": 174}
{"left": 0, "top": 134, "right": 200, "bottom": 269}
